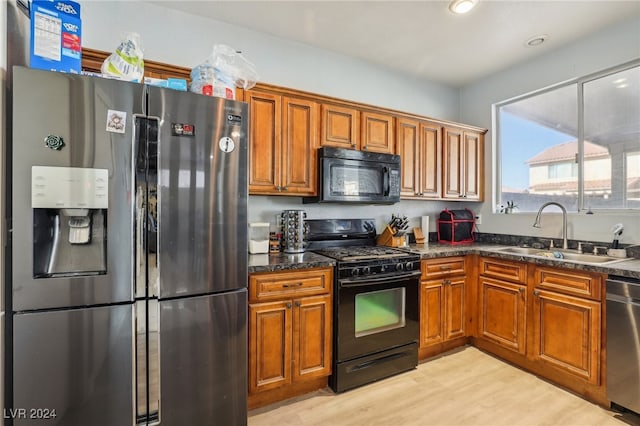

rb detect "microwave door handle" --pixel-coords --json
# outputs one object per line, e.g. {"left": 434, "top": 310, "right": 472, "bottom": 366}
{"left": 383, "top": 166, "right": 390, "bottom": 196}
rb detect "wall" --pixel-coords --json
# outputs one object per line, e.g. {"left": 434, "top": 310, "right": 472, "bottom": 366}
{"left": 82, "top": 1, "right": 458, "bottom": 121}
{"left": 460, "top": 15, "right": 640, "bottom": 244}
{"left": 79, "top": 1, "right": 467, "bottom": 233}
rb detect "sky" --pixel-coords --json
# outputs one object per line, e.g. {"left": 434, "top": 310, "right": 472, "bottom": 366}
{"left": 500, "top": 111, "right": 574, "bottom": 190}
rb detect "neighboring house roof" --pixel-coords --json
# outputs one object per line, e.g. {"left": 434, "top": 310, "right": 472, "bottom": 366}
{"left": 529, "top": 178, "right": 612, "bottom": 193}
{"left": 526, "top": 140, "right": 609, "bottom": 165}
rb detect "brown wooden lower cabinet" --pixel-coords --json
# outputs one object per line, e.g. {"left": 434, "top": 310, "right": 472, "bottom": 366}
{"left": 478, "top": 276, "right": 527, "bottom": 355}
{"left": 531, "top": 287, "right": 601, "bottom": 385}
{"left": 473, "top": 257, "right": 606, "bottom": 405}
{"left": 248, "top": 267, "right": 333, "bottom": 409}
{"left": 419, "top": 258, "right": 467, "bottom": 359}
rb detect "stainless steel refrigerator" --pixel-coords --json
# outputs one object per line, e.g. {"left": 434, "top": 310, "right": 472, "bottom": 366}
{"left": 7, "top": 66, "right": 248, "bottom": 425}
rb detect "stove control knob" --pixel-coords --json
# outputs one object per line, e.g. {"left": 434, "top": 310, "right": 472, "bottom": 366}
{"left": 396, "top": 263, "right": 404, "bottom": 271}
{"left": 405, "top": 262, "right": 414, "bottom": 271}
{"left": 362, "top": 266, "right": 371, "bottom": 275}
{"left": 351, "top": 268, "right": 361, "bottom": 277}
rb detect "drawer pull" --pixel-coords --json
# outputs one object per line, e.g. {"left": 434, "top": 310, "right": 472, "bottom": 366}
{"left": 439, "top": 265, "right": 452, "bottom": 271}
{"left": 282, "top": 282, "right": 303, "bottom": 288}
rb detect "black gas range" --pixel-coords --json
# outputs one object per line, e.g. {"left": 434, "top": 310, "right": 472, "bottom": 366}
{"left": 306, "top": 219, "right": 420, "bottom": 393}
{"left": 306, "top": 219, "right": 420, "bottom": 272}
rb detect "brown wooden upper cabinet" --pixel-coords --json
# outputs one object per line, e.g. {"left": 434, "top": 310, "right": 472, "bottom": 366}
{"left": 361, "top": 110, "right": 394, "bottom": 153}
{"left": 397, "top": 118, "right": 442, "bottom": 199}
{"left": 245, "top": 90, "right": 318, "bottom": 196}
{"left": 443, "top": 127, "right": 483, "bottom": 201}
{"left": 320, "top": 104, "right": 360, "bottom": 150}
{"left": 320, "top": 104, "right": 394, "bottom": 154}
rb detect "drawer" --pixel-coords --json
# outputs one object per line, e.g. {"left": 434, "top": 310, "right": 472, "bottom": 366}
{"left": 249, "top": 267, "right": 333, "bottom": 302}
{"left": 534, "top": 266, "right": 602, "bottom": 300}
{"left": 479, "top": 257, "right": 527, "bottom": 284}
{"left": 421, "top": 257, "right": 465, "bottom": 280}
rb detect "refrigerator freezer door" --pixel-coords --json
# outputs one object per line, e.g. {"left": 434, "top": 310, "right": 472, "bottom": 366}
{"left": 147, "top": 87, "right": 248, "bottom": 298}
{"left": 159, "top": 289, "right": 248, "bottom": 426}
{"left": 11, "top": 67, "right": 137, "bottom": 311}
{"left": 13, "top": 304, "right": 134, "bottom": 425}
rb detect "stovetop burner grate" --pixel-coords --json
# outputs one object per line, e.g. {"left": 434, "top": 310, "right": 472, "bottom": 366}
{"left": 313, "top": 246, "right": 411, "bottom": 261}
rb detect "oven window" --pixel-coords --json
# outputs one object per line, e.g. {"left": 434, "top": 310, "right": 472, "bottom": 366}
{"left": 355, "top": 287, "right": 406, "bottom": 337}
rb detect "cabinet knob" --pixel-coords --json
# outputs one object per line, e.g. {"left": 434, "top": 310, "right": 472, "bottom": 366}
{"left": 286, "top": 302, "right": 292, "bottom": 309}
{"left": 282, "top": 186, "right": 288, "bottom": 191}
{"left": 443, "top": 279, "right": 451, "bottom": 285}
{"left": 533, "top": 290, "right": 540, "bottom": 297}
{"left": 518, "top": 287, "right": 525, "bottom": 294}
{"left": 295, "top": 301, "right": 301, "bottom": 307}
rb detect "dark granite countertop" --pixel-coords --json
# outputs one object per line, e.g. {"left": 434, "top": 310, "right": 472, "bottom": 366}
{"left": 248, "top": 252, "right": 335, "bottom": 274}
{"left": 403, "top": 243, "right": 640, "bottom": 279}
{"left": 249, "top": 243, "right": 640, "bottom": 279}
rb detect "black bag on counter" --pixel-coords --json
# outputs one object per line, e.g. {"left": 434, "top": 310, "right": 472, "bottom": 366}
{"left": 437, "top": 209, "right": 475, "bottom": 244}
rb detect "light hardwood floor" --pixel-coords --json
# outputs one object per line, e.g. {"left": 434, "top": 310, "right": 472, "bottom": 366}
{"left": 248, "top": 346, "right": 640, "bottom": 426}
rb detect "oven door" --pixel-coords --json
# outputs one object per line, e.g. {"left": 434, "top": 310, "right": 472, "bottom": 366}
{"left": 336, "top": 271, "right": 420, "bottom": 361}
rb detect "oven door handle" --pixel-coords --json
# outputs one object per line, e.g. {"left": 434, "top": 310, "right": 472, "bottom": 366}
{"left": 340, "top": 271, "right": 421, "bottom": 288}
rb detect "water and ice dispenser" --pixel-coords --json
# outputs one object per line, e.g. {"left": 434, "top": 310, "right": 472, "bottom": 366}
{"left": 31, "top": 166, "right": 108, "bottom": 277}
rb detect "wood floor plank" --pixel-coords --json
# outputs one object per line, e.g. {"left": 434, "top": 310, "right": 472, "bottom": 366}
{"left": 248, "top": 347, "right": 640, "bottom": 426}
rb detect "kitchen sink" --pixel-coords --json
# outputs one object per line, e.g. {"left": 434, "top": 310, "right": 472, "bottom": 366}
{"left": 497, "top": 247, "right": 627, "bottom": 264}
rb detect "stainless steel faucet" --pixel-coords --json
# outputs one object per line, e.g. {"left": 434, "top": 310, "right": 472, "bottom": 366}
{"left": 532, "top": 202, "right": 568, "bottom": 250}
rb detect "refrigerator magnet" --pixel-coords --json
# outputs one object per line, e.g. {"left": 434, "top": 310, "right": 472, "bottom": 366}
{"left": 106, "top": 110, "right": 127, "bottom": 134}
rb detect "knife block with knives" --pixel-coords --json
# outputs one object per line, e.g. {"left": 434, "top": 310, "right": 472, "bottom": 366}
{"left": 377, "top": 214, "right": 409, "bottom": 247}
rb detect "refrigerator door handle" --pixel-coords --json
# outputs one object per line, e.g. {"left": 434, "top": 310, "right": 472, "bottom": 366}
{"left": 135, "top": 299, "right": 161, "bottom": 425}
{"left": 135, "top": 186, "right": 146, "bottom": 299}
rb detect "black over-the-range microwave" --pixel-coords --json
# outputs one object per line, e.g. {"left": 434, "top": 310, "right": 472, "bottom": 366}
{"left": 303, "top": 147, "right": 401, "bottom": 204}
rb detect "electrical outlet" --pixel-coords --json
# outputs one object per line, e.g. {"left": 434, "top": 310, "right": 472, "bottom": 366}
{"left": 475, "top": 214, "right": 482, "bottom": 225}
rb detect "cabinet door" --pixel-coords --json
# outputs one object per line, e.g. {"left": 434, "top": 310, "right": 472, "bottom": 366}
{"left": 320, "top": 104, "right": 360, "bottom": 149}
{"left": 396, "top": 117, "right": 420, "bottom": 198}
{"left": 293, "top": 294, "right": 332, "bottom": 381}
{"left": 419, "top": 122, "right": 442, "bottom": 198}
{"left": 420, "top": 281, "right": 444, "bottom": 348}
{"left": 445, "top": 276, "right": 465, "bottom": 341}
{"left": 361, "top": 111, "right": 394, "bottom": 153}
{"left": 532, "top": 289, "right": 601, "bottom": 384}
{"left": 443, "top": 127, "right": 463, "bottom": 199}
{"left": 249, "top": 301, "right": 292, "bottom": 393}
{"left": 463, "top": 131, "right": 483, "bottom": 201}
{"left": 281, "top": 97, "right": 319, "bottom": 195}
{"left": 246, "top": 91, "right": 282, "bottom": 194}
{"left": 479, "top": 277, "right": 527, "bottom": 354}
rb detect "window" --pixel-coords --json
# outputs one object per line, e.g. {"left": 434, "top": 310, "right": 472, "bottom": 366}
{"left": 496, "top": 61, "right": 640, "bottom": 212}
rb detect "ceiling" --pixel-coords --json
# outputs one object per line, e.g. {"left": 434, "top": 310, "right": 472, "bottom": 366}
{"left": 150, "top": 0, "right": 640, "bottom": 88}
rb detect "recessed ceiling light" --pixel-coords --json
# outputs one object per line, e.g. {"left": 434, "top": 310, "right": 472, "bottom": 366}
{"left": 525, "top": 34, "right": 548, "bottom": 47}
{"left": 449, "top": 0, "right": 478, "bottom": 14}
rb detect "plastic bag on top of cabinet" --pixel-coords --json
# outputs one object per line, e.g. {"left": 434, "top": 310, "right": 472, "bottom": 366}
{"left": 101, "top": 32, "right": 145, "bottom": 82}
{"left": 191, "top": 44, "right": 259, "bottom": 91}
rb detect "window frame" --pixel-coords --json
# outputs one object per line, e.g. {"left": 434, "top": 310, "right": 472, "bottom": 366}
{"left": 493, "top": 58, "right": 640, "bottom": 213}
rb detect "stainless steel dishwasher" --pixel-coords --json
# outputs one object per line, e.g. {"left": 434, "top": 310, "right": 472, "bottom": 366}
{"left": 607, "top": 275, "right": 640, "bottom": 414}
